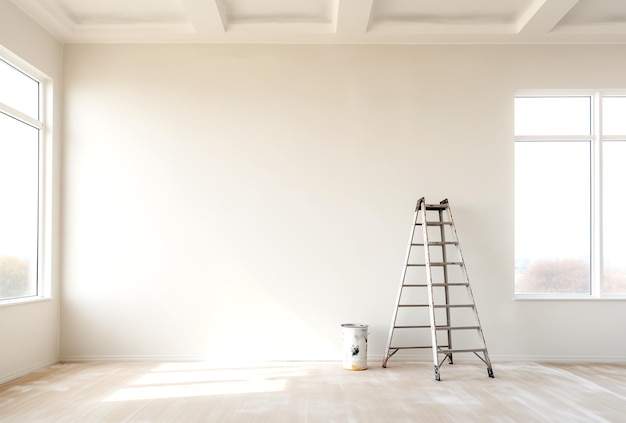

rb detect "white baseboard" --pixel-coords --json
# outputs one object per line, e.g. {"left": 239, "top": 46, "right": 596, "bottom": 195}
{"left": 59, "top": 354, "right": 626, "bottom": 365}
{"left": 60, "top": 355, "right": 216, "bottom": 363}
{"left": 488, "top": 355, "right": 626, "bottom": 364}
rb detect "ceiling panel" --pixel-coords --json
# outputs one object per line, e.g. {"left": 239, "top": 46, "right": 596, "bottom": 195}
{"left": 370, "top": 0, "right": 533, "bottom": 25}
{"left": 557, "top": 0, "right": 626, "bottom": 26}
{"left": 58, "top": 0, "right": 188, "bottom": 25}
{"left": 223, "top": 0, "right": 334, "bottom": 24}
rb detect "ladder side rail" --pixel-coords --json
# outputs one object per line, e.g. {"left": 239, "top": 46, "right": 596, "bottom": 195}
{"left": 444, "top": 200, "right": 494, "bottom": 375}
{"left": 382, "top": 199, "right": 423, "bottom": 368}
{"left": 438, "top": 207, "right": 454, "bottom": 365}
{"left": 421, "top": 201, "right": 440, "bottom": 380}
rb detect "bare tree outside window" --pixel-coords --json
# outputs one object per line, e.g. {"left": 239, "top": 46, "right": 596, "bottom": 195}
{"left": 0, "top": 256, "right": 32, "bottom": 300}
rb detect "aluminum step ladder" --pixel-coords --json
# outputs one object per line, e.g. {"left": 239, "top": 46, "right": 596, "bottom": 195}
{"left": 382, "top": 198, "right": 494, "bottom": 381}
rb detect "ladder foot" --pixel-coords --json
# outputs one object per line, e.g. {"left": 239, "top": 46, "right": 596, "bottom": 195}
{"left": 434, "top": 365, "right": 440, "bottom": 381}
{"left": 487, "top": 367, "right": 494, "bottom": 378}
{"left": 382, "top": 358, "right": 388, "bottom": 368}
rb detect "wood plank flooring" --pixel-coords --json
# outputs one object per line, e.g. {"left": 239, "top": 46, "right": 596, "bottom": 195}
{"left": 1, "top": 361, "right": 625, "bottom": 422}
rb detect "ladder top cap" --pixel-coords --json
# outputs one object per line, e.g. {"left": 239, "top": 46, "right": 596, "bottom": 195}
{"left": 425, "top": 204, "right": 447, "bottom": 210}
{"left": 415, "top": 197, "right": 449, "bottom": 211}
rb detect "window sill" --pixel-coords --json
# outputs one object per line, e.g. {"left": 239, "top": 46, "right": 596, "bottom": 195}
{"left": 515, "top": 294, "right": 626, "bottom": 301}
{"left": 0, "top": 296, "right": 53, "bottom": 308}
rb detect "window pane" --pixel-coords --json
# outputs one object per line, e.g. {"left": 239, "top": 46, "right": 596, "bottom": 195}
{"left": 515, "top": 97, "right": 591, "bottom": 136}
{"left": 603, "top": 141, "right": 626, "bottom": 294}
{"left": 515, "top": 141, "right": 591, "bottom": 294}
{"left": 0, "top": 59, "right": 39, "bottom": 120}
{"left": 602, "top": 97, "right": 626, "bottom": 136}
{"left": 0, "top": 112, "right": 39, "bottom": 300}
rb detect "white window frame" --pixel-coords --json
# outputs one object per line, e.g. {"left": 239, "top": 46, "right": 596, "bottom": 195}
{"left": 515, "top": 90, "right": 626, "bottom": 300}
{"left": 0, "top": 48, "right": 53, "bottom": 306}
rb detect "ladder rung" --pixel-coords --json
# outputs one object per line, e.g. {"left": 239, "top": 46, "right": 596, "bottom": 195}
{"left": 435, "top": 326, "right": 480, "bottom": 331}
{"left": 432, "top": 283, "right": 469, "bottom": 287}
{"left": 402, "top": 283, "right": 469, "bottom": 287}
{"left": 389, "top": 346, "right": 439, "bottom": 350}
{"left": 402, "top": 282, "right": 469, "bottom": 288}
{"left": 407, "top": 262, "right": 463, "bottom": 266}
{"left": 411, "top": 242, "right": 459, "bottom": 246}
{"left": 398, "top": 304, "right": 475, "bottom": 308}
{"left": 394, "top": 325, "right": 431, "bottom": 329}
{"left": 433, "top": 304, "right": 475, "bottom": 308}
{"left": 415, "top": 222, "right": 453, "bottom": 226}
{"left": 394, "top": 325, "right": 479, "bottom": 330}
{"left": 438, "top": 348, "right": 486, "bottom": 354}
{"left": 398, "top": 304, "right": 429, "bottom": 307}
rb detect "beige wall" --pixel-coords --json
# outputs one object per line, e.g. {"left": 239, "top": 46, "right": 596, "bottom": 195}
{"left": 60, "top": 43, "right": 626, "bottom": 363}
{"left": 0, "top": 2, "right": 63, "bottom": 383}
{"left": 2, "top": 3, "right": 624, "bottom": 385}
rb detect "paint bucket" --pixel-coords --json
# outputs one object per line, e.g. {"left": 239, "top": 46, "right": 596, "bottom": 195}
{"left": 341, "top": 323, "right": 368, "bottom": 370}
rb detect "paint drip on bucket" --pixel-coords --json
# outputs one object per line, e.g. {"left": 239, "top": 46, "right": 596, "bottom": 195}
{"left": 341, "top": 323, "right": 368, "bottom": 370}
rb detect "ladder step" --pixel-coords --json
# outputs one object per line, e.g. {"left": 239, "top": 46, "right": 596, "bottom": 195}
{"left": 411, "top": 242, "right": 459, "bottom": 246}
{"left": 403, "top": 283, "right": 470, "bottom": 287}
{"left": 438, "top": 348, "right": 486, "bottom": 354}
{"left": 415, "top": 222, "right": 453, "bottom": 226}
{"left": 433, "top": 304, "right": 475, "bottom": 308}
{"left": 394, "top": 325, "right": 431, "bottom": 329}
{"left": 398, "top": 304, "right": 475, "bottom": 308}
{"left": 407, "top": 262, "right": 464, "bottom": 266}
{"left": 435, "top": 326, "right": 480, "bottom": 331}
{"left": 389, "top": 346, "right": 433, "bottom": 350}
{"left": 393, "top": 325, "right": 478, "bottom": 330}
{"left": 433, "top": 283, "right": 469, "bottom": 287}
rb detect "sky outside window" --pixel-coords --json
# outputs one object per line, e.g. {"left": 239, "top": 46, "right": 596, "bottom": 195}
{"left": 514, "top": 96, "right": 592, "bottom": 294}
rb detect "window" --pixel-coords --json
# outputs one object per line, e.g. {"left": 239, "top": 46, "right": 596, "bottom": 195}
{"left": 601, "top": 97, "right": 626, "bottom": 295}
{"left": 0, "top": 55, "right": 46, "bottom": 303}
{"left": 515, "top": 93, "right": 626, "bottom": 298}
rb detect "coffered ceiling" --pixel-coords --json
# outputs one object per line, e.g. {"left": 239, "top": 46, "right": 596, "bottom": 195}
{"left": 11, "top": 0, "right": 626, "bottom": 44}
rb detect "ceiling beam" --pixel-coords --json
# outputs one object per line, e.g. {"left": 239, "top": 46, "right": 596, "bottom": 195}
{"left": 335, "top": 0, "right": 373, "bottom": 34}
{"left": 516, "top": 0, "right": 580, "bottom": 35}
{"left": 180, "top": 0, "right": 227, "bottom": 35}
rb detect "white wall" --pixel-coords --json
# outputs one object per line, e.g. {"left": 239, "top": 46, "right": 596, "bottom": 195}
{"left": 0, "top": 2, "right": 63, "bottom": 383}
{"left": 61, "top": 44, "right": 626, "bottom": 363}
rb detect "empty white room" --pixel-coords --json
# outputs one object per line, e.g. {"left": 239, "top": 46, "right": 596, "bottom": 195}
{"left": 1, "top": 0, "right": 626, "bottom": 421}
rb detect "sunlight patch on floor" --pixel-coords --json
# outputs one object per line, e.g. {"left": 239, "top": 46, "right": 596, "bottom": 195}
{"left": 102, "top": 362, "right": 315, "bottom": 402}
{"left": 103, "top": 378, "right": 287, "bottom": 401}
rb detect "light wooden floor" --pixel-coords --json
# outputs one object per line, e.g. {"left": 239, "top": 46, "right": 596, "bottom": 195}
{"left": 1, "top": 361, "right": 625, "bottom": 422}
